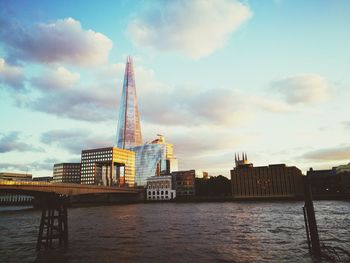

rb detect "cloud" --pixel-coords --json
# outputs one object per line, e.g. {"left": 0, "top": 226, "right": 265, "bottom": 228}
{"left": 271, "top": 74, "right": 330, "bottom": 104}
{"left": 127, "top": 0, "right": 252, "bottom": 58}
{"left": 41, "top": 129, "right": 114, "bottom": 154}
{"left": 0, "top": 17, "right": 113, "bottom": 66}
{"left": 0, "top": 58, "right": 25, "bottom": 90}
{"left": 0, "top": 131, "right": 43, "bottom": 153}
{"left": 24, "top": 66, "right": 117, "bottom": 121}
{"left": 302, "top": 145, "right": 350, "bottom": 161}
{"left": 31, "top": 66, "right": 80, "bottom": 91}
{"left": 0, "top": 158, "right": 60, "bottom": 173}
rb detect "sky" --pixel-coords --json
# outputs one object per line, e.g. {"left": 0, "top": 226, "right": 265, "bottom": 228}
{"left": 0, "top": 0, "right": 350, "bottom": 178}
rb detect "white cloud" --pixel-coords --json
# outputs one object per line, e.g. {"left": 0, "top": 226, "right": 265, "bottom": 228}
{"left": 31, "top": 66, "right": 80, "bottom": 91}
{"left": 0, "top": 58, "right": 25, "bottom": 90}
{"left": 127, "top": 0, "right": 252, "bottom": 58}
{"left": 0, "top": 17, "right": 113, "bottom": 66}
{"left": 271, "top": 74, "right": 330, "bottom": 104}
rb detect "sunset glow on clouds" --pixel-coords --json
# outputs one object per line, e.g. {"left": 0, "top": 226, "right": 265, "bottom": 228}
{"left": 0, "top": 0, "right": 350, "bottom": 176}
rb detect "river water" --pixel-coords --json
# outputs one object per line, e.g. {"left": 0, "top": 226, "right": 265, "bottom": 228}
{"left": 0, "top": 201, "right": 349, "bottom": 263}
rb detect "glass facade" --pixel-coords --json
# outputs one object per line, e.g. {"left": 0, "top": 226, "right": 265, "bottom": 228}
{"left": 116, "top": 56, "right": 142, "bottom": 149}
{"left": 129, "top": 136, "right": 178, "bottom": 186}
{"left": 80, "top": 147, "right": 135, "bottom": 187}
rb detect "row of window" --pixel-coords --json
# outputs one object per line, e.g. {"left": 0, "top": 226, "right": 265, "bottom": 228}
{"left": 147, "top": 185, "right": 170, "bottom": 189}
{"left": 148, "top": 190, "right": 170, "bottom": 195}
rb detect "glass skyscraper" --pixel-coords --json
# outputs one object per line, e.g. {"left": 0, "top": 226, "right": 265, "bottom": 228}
{"left": 130, "top": 135, "right": 178, "bottom": 186}
{"left": 116, "top": 56, "right": 142, "bottom": 149}
{"left": 116, "top": 57, "right": 178, "bottom": 186}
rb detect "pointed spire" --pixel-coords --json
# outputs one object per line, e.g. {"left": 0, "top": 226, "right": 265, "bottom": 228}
{"left": 116, "top": 56, "right": 142, "bottom": 149}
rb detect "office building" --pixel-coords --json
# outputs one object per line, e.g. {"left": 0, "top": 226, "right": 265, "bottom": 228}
{"left": 53, "top": 163, "right": 81, "bottom": 184}
{"left": 146, "top": 175, "right": 176, "bottom": 200}
{"left": 80, "top": 147, "right": 135, "bottom": 187}
{"left": 172, "top": 170, "right": 196, "bottom": 197}
{"left": 231, "top": 154, "right": 304, "bottom": 198}
{"left": 116, "top": 56, "right": 142, "bottom": 149}
{"left": 130, "top": 135, "right": 178, "bottom": 186}
{"left": 115, "top": 56, "right": 179, "bottom": 186}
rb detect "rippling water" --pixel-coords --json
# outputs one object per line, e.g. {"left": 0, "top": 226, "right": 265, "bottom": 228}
{"left": 1, "top": 201, "right": 349, "bottom": 263}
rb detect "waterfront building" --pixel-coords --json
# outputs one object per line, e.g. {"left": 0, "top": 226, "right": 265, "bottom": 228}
{"left": 172, "top": 170, "right": 196, "bottom": 197}
{"left": 307, "top": 168, "right": 338, "bottom": 195}
{"left": 146, "top": 175, "right": 176, "bottom": 200}
{"left": 80, "top": 147, "right": 135, "bottom": 187}
{"left": 0, "top": 172, "right": 33, "bottom": 204}
{"left": 130, "top": 135, "right": 178, "bottom": 186}
{"left": 231, "top": 154, "right": 304, "bottom": 198}
{"left": 53, "top": 163, "right": 81, "bottom": 184}
{"left": 116, "top": 56, "right": 142, "bottom": 149}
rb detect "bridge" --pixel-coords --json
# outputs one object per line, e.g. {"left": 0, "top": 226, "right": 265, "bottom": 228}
{"left": 0, "top": 180, "right": 140, "bottom": 251}
{"left": 0, "top": 180, "right": 138, "bottom": 196}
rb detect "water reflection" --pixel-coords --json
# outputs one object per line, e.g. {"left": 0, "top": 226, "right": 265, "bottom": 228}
{"left": 0, "top": 201, "right": 349, "bottom": 263}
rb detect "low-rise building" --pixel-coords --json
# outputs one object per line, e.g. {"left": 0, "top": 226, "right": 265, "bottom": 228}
{"left": 307, "top": 168, "right": 339, "bottom": 195}
{"left": 146, "top": 175, "right": 176, "bottom": 200}
{"left": 53, "top": 163, "right": 81, "bottom": 184}
{"left": 172, "top": 170, "right": 196, "bottom": 197}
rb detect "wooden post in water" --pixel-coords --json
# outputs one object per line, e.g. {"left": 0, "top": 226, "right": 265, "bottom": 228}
{"left": 36, "top": 194, "right": 68, "bottom": 251}
{"left": 303, "top": 174, "right": 321, "bottom": 258}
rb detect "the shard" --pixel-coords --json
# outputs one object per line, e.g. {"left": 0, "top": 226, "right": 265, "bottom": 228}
{"left": 116, "top": 56, "right": 142, "bottom": 149}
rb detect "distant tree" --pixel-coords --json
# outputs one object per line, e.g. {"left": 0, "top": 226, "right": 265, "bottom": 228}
{"left": 195, "top": 175, "right": 231, "bottom": 197}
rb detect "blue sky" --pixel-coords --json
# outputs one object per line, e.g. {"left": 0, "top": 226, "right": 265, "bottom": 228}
{"left": 0, "top": 0, "right": 349, "bottom": 177}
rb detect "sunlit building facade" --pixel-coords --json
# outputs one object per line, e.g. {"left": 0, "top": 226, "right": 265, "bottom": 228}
{"left": 80, "top": 147, "right": 135, "bottom": 187}
{"left": 52, "top": 163, "right": 81, "bottom": 184}
{"left": 116, "top": 56, "right": 142, "bottom": 149}
{"left": 172, "top": 170, "right": 196, "bottom": 197}
{"left": 129, "top": 135, "right": 178, "bottom": 186}
{"left": 146, "top": 175, "right": 176, "bottom": 200}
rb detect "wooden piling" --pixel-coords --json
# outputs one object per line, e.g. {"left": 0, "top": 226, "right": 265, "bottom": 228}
{"left": 303, "top": 174, "right": 321, "bottom": 258}
{"left": 36, "top": 194, "right": 68, "bottom": 251}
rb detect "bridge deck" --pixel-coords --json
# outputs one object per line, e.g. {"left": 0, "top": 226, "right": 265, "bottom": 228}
{"left": 0, "top": 180, "right": 139, "bottom": 196}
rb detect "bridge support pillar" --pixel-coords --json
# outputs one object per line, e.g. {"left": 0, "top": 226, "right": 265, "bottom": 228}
{"left": 36, "top": 194, "right": 68, "bottom": 251}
